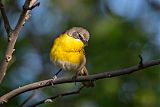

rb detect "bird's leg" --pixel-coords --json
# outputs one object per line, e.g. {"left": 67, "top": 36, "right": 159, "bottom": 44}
{"left": 51, "top": 69, "right": 62, "bottom": 87}
{"left": 72, "top": 71, "right": 81, "bottom": 86}
{"left": 54, "top": 69, "right": 62, "bottom": 77}
{"left": 52, "top": 68, "right": 62, "bottom": 80}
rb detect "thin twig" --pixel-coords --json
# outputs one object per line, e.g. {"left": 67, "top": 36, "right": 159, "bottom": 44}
{"left": 0, "top": 58, "right": 160, "bottom": 104}
{"left": 27, "top": 86, "right": 84, "bottom": 107}
{"left": 19, "top": 90, "right": 36, "bottom": 107}
{"left": 0, "top": 0, "right": 39, "bottom": 83}
{"left": 0, "top": 0, "right": 12, "bottom": 34}
{"left": 138, "top": 54, "right": 143, "bottom": 67}
{"left": 23, "top": 2, "right": 40, "bottom": 10}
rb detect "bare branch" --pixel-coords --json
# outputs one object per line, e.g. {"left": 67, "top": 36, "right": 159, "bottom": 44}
{"left": 23, "top": 1, "right": 40, "bottom": 10}
{"left": 0, "top": 0, "right": 39, "bottom": 83}
{"left": 0, "top": 0, "right": 12, "bottom": 34}
{"left": 27, "top": 86, "right": 84, "bottom": 107}
{"left": 0, "top": 58, "right": 160, "bottom": 104}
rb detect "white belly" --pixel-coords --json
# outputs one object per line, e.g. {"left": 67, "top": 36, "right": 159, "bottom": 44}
{"left": 53, "top": 60, "right": 80, "bottom": 72}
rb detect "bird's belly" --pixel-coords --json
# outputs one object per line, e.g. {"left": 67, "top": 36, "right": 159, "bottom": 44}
{"left": 51, "top": 51, "right": 84, "bottom": 71}
{"left": 54, "top": 60, "right": 79, "bottom": 71}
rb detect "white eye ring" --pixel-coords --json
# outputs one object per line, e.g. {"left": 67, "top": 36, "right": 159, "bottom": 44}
{"left": 78, "top": 33, "right": 83, "bottom": 40}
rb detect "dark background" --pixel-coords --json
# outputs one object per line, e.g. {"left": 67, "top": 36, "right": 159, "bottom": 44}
{"left": 0, "top": 0, "right": 160, "bottom": 107}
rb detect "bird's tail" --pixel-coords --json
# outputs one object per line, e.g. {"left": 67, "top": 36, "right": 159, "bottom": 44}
{"left": 79, "top": 66, "right": 95, "bottom": 87}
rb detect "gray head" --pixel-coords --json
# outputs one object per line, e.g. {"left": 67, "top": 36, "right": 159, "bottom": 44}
{"left": 66, "top": 27, "right": 90, "bottom": 46}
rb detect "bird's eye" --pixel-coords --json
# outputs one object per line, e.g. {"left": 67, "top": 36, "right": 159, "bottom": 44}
{"left": 78, "top": 33, "right": 83, "bottom": 40}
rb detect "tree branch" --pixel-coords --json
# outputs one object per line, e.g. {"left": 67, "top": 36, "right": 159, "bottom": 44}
{"left": 0, "top": 0, "right": 12, "bottom": 34}
{"left": 0, "top": 58, "right": 160, "bottom": 104}
{"left": 0, "top": 0, "right": 39, "bottom": 83}
{"left": 27, "top": 86, "right": 84, "bottom": 107}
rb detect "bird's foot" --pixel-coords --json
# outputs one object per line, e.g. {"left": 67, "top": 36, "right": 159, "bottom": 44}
{"left": 72, "top": 75, "right": 78, "bottom": 86}
{"left": 50, "top": 76, "right": 58, "bottom": 88}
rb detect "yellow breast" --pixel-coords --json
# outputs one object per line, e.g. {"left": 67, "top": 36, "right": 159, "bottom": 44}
{"left": 50, "top": 34, "right": 85, "bottom": 65}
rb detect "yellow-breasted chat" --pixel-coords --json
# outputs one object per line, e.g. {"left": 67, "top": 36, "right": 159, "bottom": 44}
{"left": 50, "top": 27, "right": 94, "bottom": 87}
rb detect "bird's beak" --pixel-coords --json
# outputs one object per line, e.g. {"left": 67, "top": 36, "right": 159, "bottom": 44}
{"left": 84, "top": 40, "right": 88, "bottom": 46}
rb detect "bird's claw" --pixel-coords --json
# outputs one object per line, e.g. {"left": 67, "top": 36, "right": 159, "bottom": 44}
{"left": 50, "top": 76, "right": 58, "bottom": 88}
{"left": 72, "top": 75, "right": 78, "bottom": 86}
{"left": 53, "top": 75, "right": 57, "bottom": 80}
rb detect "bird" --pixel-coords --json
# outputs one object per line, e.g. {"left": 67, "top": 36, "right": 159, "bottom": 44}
{"left": 50, "top": 27, "right": 94, "bottom": 87}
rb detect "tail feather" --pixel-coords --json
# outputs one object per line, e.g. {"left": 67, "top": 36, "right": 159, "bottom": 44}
{"left": 79, "top": 66, "right": 95, "bottom": 87}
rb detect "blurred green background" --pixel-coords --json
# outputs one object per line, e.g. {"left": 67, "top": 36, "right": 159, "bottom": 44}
{"left": 0, "top": 0, "right": 160, "bottom": 107}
